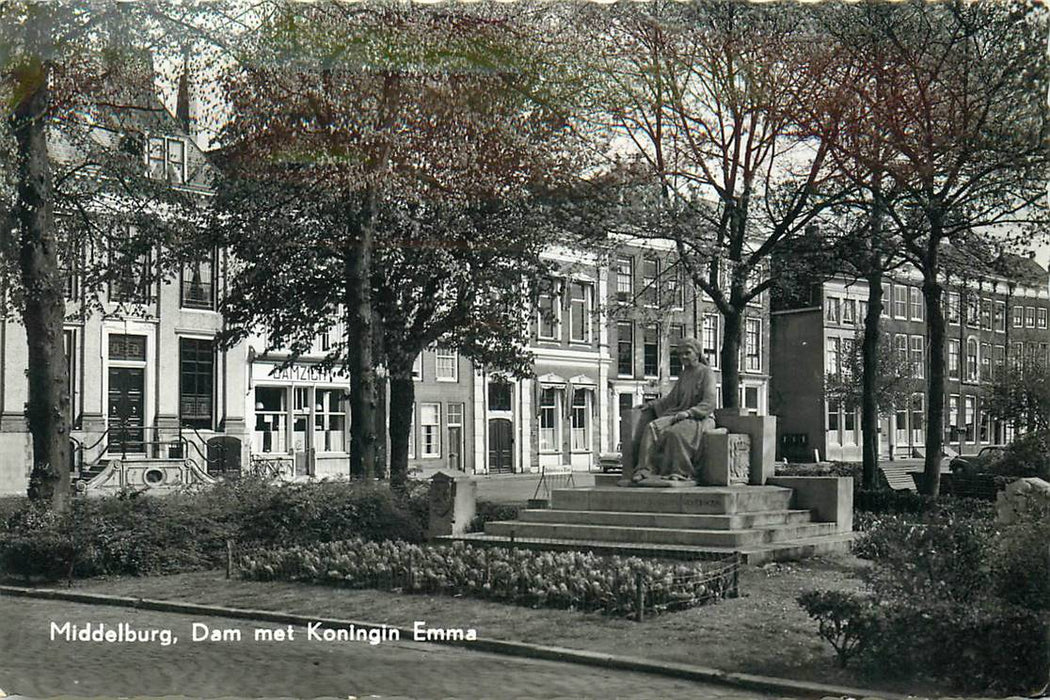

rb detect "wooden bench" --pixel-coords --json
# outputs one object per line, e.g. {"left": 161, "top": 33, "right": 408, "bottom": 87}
{"left": 879, "top": 463, "right": 919, "bottom": 491}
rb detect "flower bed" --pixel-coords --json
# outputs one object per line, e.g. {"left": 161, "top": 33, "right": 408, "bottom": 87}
{"left": 240, "top": 539, "right": 739, "bottom": 618}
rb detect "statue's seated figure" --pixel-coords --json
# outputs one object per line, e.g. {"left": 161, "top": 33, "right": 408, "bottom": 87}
{"left": 620, "top": 337, "right": 718, "bottom": 486}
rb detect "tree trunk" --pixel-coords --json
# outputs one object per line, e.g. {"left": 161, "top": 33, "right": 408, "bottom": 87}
{"left": 922, "top": 253, "right": 946, "bottom": 497}
{"left": 345, "top": 210, "right": 376, "bottom": 480}
{"left": 720, "top": 307, "right": 742, "bottom": 409}
{"left": 861, "top": 269, "right": 883, "bottom": 490}
{"left": 11, "top": 7, "right": 71, "bottom": 511}
{"left": 387, "top": 368, "right": 414, "bottom": 492}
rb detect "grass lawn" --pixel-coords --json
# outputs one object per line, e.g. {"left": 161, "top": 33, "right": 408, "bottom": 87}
{"left": 61, "top": 553, "right": 940, "bottom": 696}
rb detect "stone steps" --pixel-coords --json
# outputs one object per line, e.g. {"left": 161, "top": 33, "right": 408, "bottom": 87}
{"left": 485, "top": 519, "right": 839, "bottom": 547}
{"left": 517, "top": 508, "right": 815, "bottom": 530}
{"left": 550, "top": 485, "right": 793, "bottom": 515}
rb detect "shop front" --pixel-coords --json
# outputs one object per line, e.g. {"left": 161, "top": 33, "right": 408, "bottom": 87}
{"left": 249, "top": 360, "right": 350, "bottom": 478}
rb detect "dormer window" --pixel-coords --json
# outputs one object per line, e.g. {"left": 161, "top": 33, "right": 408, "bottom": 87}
{"left": 148, "top": 135, "right": 186, "bottom": 184}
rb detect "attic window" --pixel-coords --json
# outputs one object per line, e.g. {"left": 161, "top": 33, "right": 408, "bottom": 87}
{"left": 148, "top": 136, "right": 186, "bottom": 184}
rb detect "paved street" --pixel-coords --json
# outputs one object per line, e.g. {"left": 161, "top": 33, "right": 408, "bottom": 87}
{"left": 0, "top": 596, "right": 776, "bottom": 699}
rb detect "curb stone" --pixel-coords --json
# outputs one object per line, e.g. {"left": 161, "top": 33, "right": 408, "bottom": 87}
{"left": 1, "top": 584, "right": 909, "bottom": 700}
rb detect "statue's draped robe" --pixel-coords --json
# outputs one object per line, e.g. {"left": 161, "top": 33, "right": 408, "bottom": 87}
{"left": 631, "top": 363, "right": 718, "bottom": 480}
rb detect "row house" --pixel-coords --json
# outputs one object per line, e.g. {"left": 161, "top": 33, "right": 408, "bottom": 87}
{"left": 771, "top": 254, "right": 1050, "bottom": 463}
{"left": 0, "top": 81, "right": 254, "bottom": 494}
{"left": 607, "top": 240, "right": 771, "bottom": 455}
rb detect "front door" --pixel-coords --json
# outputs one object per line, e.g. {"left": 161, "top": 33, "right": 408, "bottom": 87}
{"left": 108, "top": 367, "right": 144, "bottom": 454}
{"left": 448, "top": 426, "right": 463, "bottom": 471}
{"left": 488, "top": 418, "right": 513, "bottom": 474}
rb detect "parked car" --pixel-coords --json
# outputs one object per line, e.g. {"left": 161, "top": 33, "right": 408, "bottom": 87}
{"left": 949, "top": 445, "right": 1006, "bottom": 477}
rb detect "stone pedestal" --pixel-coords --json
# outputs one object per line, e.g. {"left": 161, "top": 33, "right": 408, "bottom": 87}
{"left": 714, "top": 409, "right": 777, "bottom": 486}
{"left": 428, "top": 471, "right": 477, "bottom": 539}
{"left": 701, "top": 430, "right": 751, "bottom": 486}
{"left": 768, "top": 476, "right": 853, "bottom": 533}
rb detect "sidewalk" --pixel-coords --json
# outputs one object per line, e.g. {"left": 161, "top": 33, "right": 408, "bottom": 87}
{"left": 0, "top": 582, "right": 907, "bottom": 700}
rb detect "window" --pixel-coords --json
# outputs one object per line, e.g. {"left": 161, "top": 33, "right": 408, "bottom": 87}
{"left": 420, "top": 403, "right": 440, "bottom": 458}
{"left": 408, "top": 405, "right": 415, "bottom": 459}
{"left": 948, "top": 340, "right": 960, "bottom": 380}
{"left": 895, "top": 334, "right": 908, "bottom": 369}
{"left": 966, "top": 296, "right": 980, "bottom": 327}
{"left": 539, "top": 389, "right": 559, "bottom": 452}
{"left": 669, "top": 324, "right": 685, "bottom": 377}
{"left": 148, "top": 135, "right": 186, "bottom": 183}
{"left": 1026, "top": 306, "right": 1037, "bottom": 328}
{"left": 665, "top": 265, "right": 684, "bottom": 309}
{"left": 980, "top": 342, "right": 991, "bottom": 381}
{"left": 964, "top": 396, "right": 976, "bottom": 443}
{"left": 314, "top": 389, "right": 346, "bottom": 452}
{"left": 859, "top": 300, "right": 868, "bottom": 322}
{"left": 948, "top": 395, "right": 960, "bottom": 443}
{"left": 825, "top": 296, "right": 840, "bottom": 324}
{"left": 63, "top": 330, "right": 76, "bottom": 424}
{"left": 994, "top": 302, "right": 1006, "bottom": 332}
{"left": 910, "top": 336, "right": 924, "bottom": 379}
{"left": 948, "top": 292, "right": 961, "bottom": 325}
{"left": 435, "top": 347, "right": 457, "bottom": 381}
{"left": 827, "top": 336, "right": 841, "bottom": 377}
{"left": 827, "top": 401, "right": 840, "bottom": 432}
{"left": 894, "top": 285, "right": 907, "bottom": 319}
{"left": 966, "top": 338, "right": 979, "bottom": 382}
{"left": 109, "top": 226, "right": 152, "bottom": 303}
{"left": 911, "top": 393, "right": 925, "bottom": 444}
{"left": 744, "top": 386, "right": 759, "bottom": 415}
{"left": 569, "top": 281, "right": 591, "bottom": 343}
{"left": 980, "top": 407, "right": 991, "bottom": 443}
{"left": 643, "top": 325, "right": 659, "bottom": 377}
{"left": 292, "top": 387, "right": 309, "bottom": 452}
{"left": 702, "top": 315, "right": 719, "bottom": 368}
{"left": 179, "top": 338, "right": 213, "bottom": 429}
{"left": 254, "top": 387, "right": 287, "bottom": 454}
{"left": 488, "top": 381, "right": 511, "bottom": 411}
{"left": 1012, "top": 341, "right": 1025, "bottom": 367}
{"left": 109, "top": 334, "right": 147, "bottom": 361}
{"left": 615, "top": 256, "right": 633, "bottom": 303}
{"left": 1040, "top": 308, "right": 1048, "bottom": 329}
{"left": 641, "top": 257, "right": 659, "bottom": 306}
{"left": 1013, "top": 305, "right": 1024, "bottom": 328}
{"left": 842, "top": 299, "right": 856, "bottom": 325}
{"left": 536, "top": 278, "right": 560, "bottom": 340}
{"left": 570, "top": 390, "right": 590, "bottom": 451}
{"left": 745, "top": 318, "right": 761, "bottom": 372}
{"left": 881, "top": 283, "right": 891, "bottom": 318}
{"left": 616, "top": 322, "right": 634, "bottom": 376}
{"left": 909, "top": 288, "right": 923, "bottom": 321}
{"left": 180, "top": 251, "right": 215, "bottom": 309}
{"left": 412, "top": 353, "right": 422, "bottom": 381}
{"left": 980, "top": 299, "right": 992, "bottom": 330}
{"left": 895, "top": 403, "right": 908, "bottom": 444}
{"left": 994, "top": 345, "right": 1005, "bottom": 369}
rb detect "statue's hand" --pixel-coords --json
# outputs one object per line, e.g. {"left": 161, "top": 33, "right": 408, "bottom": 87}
{"left": 673, "top": 411, "right": 690, "bottom": 423}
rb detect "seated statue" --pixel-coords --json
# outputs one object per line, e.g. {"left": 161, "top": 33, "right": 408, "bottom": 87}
{"left": 620, "top": 337, "right": 717, "bottom": 486}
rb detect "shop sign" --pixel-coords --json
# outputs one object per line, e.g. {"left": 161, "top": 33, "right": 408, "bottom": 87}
{"left": 261, "top": 362, "right": 346, "bottom": 384}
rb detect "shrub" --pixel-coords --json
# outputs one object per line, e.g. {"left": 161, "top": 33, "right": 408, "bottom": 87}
{"left": 469, "top": 501, "right": 522, "bottom": 533}
{"left": 796, "top": 590, "right": 878, "bottom": 667}
{"left": 991, "top": 496, "right": 1050, "bottom": 611}
{"left": 0, "top": 480, "right": 430, "bottom": 581}
{"left": 857, "top": 512, "right": 993, "bottom": 605}
{"left": 776, "top": 462, "right": 859, "bottom": 479}
{"left": 995, "top": 430, "right": 1050, "bottom": 480}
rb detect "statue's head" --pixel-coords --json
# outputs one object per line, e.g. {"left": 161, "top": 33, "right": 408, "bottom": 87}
{"left": 676, "top": 337, "right": 706, "bottom": 366}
